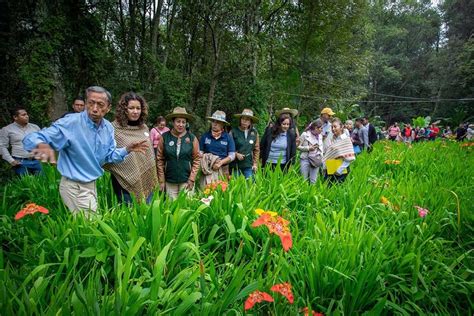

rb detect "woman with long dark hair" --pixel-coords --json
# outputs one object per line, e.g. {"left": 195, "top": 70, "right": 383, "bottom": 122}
{"left": 104, "top": 92, "right": 158, "bottom": 203}
{"left": 260, "top": 109, "right": 297, "bottom": 172}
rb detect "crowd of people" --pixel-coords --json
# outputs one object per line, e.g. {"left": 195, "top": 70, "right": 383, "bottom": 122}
{"left": 381, "top": 121, "right": 473, "bottom": 143}
{"left": 1, "top": 85, "right": 472, "bottom": 216}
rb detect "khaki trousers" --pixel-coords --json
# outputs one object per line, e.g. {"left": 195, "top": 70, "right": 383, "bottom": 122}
{"left": 165, "top": 182, "right": 194, "bottom": 200}
{"left": 59, "top": 176, "right": 97, "bottom": 216}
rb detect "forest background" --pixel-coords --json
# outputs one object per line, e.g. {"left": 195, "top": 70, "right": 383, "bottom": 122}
{"left": 0, "top": 0, "right": 473, "bottom": 130}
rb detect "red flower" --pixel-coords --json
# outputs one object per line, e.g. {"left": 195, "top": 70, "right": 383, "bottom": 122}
{"left": 252, "top": 214, "right": 293, "bottom": 252}
{"left": 301, "top": 307, "right": 324, "bottom": 316}
{"left": 270, "top": 282, "right": 294, "bottom": 304}
{"left": 244, "top": 290, "right": 274, "bottom": 310}
{"left": 15, "top": 203, "right": 49, "bottom": 220}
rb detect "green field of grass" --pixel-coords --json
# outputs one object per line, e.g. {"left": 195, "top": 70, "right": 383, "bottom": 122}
{"left": 0, "top": 140, "right": 473, "bottom": 315}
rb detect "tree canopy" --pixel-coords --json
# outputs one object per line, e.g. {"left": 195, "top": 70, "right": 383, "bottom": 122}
{"left": 1, "top": 0, "right": 472, "bottom": 129}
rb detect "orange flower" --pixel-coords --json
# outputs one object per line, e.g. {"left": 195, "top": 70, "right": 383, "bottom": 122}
{"left": 301, "top": 307, "right": 324, "bottom": 316}
{"left": 384, "top": 159, "right": 400, "bottom": 165}
{"left": 252, "top": 213, "right": 273, "bottom": 227}
{"left": 244, "top": 290, "right": 274, "bottom": 310}
{"left": 252, "top": 214, "right": 293, "bottom": 252}
{"left": 380, "top": 196, "right": 390, "bottom": 205}
{"left": 15, "top": 203, "right": 49, "bottom": 220}
{"left": 203, "top": 180, "right": 228, "bottom": 195}
{"left": 270, "top": 282, "right": 294, "bottom": 304}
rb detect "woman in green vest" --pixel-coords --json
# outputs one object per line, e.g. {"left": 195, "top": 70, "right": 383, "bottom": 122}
{"left": 230, "top": 109, "right": 260, "bottom": 179}
{"left": 156, "top": 107, "right": 201, "bottom": 199}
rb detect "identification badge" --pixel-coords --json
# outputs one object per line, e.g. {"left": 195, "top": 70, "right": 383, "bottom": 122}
{"left": 169, "top": 141, "right": 175, "bottom": 146}
{"left": 185, "top": 137, "right": 191, "bottom": 144}
{"left": 205, "top": 138, "right": 211, "bottom": 144}
{"left": 144, "top": 132, "right": 149, "bottom": 137}
{"left": 249, "top": 140, "right": 254, "bottom": 144}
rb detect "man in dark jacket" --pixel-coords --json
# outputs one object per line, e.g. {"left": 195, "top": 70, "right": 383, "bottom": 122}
{"left": 363, "top": 117, "right": 377, "bottom": 151}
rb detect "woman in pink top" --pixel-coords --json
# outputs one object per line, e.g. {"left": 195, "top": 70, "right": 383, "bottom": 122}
{"left": 150, "top": 116, "right": 170, "bottom": 155}
{"left": 388, "top": 123, "right": 400, "bottom": 141}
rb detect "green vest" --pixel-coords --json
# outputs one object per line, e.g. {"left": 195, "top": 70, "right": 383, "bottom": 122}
{"left": 231, "top": 127, "right": 258, "bottom": 169}
{"left": 162, "top": 131, "right": 195, "bottom": 184}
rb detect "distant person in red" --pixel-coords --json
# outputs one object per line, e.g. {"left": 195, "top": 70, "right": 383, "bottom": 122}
{"left": 429, "top": 123, "right": 440, "bottom": 140}
{"left": 403, "top": 123, "right": 413, "bottom": 143}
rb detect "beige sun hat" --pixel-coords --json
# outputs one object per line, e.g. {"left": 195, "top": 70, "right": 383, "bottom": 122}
{"left": 275, "top": 107, "right": 298, "bottom": 117}
{"left": 165, "top": 107, "right": 194, "bottom": 121}
{"left": 207, "top": 110, "right": 229, "bottom": 125}
{"left": 234, "top": 108, "right": 259, "bottom": 123}
{"left": 320, "top": 107, "right": 335, "bottom": 116}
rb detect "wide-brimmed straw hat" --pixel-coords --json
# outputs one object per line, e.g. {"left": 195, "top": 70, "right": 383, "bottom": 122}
{"left": 165, "top": 107, "right": 194, "bottom": 121}
{"left": 207, "top": 110, "right": 229, "bottom": 125}
{"left": 320, "top": 107, "right": 335, "bottom": 116}
{"left": 234, "top": 108, "right": 259, "bottom": 123}
{"left": 275, "top": 107, "right": 298, "bottom": 117}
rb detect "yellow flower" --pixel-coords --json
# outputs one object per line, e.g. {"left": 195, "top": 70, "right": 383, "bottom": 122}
{"left": 255, "top": 208, "right": 278, "bottom": 217}
{"left": 380, "top": 196, "right": 390, "bottom": 205}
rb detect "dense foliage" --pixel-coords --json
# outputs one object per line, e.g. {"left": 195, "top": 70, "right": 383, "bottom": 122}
{"left": 0, "top": 0, "right": 473, "bottom": 128}
{"left": 0, "top": 140, "right": 472, "bottom": 314}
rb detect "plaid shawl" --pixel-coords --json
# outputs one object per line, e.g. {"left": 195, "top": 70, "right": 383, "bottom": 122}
{"left": 323, "top": 133, "right": 355, "bottom": 162}
{"left": 104, "top": 121, "right": 158, "bottom": 200}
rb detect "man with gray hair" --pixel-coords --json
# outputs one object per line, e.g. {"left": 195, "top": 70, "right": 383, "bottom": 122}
{"left": 23, "top": 86, "right": 148, "bottom": 216}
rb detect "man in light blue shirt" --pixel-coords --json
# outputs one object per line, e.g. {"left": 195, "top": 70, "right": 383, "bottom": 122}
{"left": 320, "top": 107, "right": 335, "bottom": 140}
{"left": 23, "top": 86, "right": 148, "bottom": 215}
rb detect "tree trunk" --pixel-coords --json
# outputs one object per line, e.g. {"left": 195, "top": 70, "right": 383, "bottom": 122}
{"left": 50, "top": 57, "right": 66, "bottom": 120}
{"left": 432, "top": 88, "right": 441, "bottom": 118}
{"left": 163, "top": 1, "right": 177, "bottom": 67}
{"left": 151, "top": 0, "right": 164, "bottom": 59}
{"left": 206, "top": 49, "right": 219, "bottom": 118}
{"left": 118, "top": 1, "right": 128, "bottom": 63}
{"left": 129, "top": 0, "right": 136, "bottom": 72}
